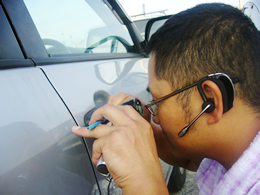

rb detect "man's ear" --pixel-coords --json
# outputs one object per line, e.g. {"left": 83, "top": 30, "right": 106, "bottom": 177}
{"left": 201, "top": 80, "right": 224, "bottom": 124}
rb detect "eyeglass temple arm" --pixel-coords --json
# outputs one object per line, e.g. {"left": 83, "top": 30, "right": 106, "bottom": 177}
{"left": 146, "top": 82, "right": 198, "bottom": 107}
{"left": 145, "top": 77, "right": 238, "bottom": 108}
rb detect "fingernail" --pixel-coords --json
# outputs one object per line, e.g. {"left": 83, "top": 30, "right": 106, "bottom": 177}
{"left": 72, "top": 126, "right": 81, "bottom": 131}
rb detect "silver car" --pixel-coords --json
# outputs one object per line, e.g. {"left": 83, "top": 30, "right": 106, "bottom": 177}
{"left": 0, "top": 0, "right": 185, "bottom": 194}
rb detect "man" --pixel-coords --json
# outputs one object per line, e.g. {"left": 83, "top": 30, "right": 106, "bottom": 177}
{"left": 72, "top": 3, "right": 260, "bottom": 194}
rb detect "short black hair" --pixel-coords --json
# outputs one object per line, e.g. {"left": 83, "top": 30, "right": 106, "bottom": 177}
{"left": 148, "top": 3, "right": 260, "bottom": 113}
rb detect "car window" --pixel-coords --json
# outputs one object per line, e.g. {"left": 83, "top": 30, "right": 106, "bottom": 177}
{"left": 24, "top": 0, "right": 136, "bottom": 56}
{"left": 0, "top": 5, "right": 23, "bottom": 59}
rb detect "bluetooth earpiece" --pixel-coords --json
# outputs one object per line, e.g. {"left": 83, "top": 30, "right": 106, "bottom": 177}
{"left": 178, "top": 73, "right": 236, "bottom": 137}
{"left": 198, "top": 73, "right": 235, "bottom": 113}
{"left": 202, "top": 101, "right": 215, "bottom": 113}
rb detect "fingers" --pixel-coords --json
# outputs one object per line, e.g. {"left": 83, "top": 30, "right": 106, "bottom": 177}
{"left": 89, "top": 103, "right": 142, "bottom": 127}
{"left": 91, "top": 130, "right": 129, "bottom": 165}
{"left": 108, "top": 92, "right": 150, "bottom": 122}
{"left": 71, "top": 100, "right": 164, "bottom": 189}
{"left": 91, "top": 137, "right": 103, "bottom": 165}
{"left": 108, "top": 92, "right": 135, "bottom": 105}
{"left": 72, "top": 104, "right": 145, "bottom": 139}
{"left": 72, "top": 124, "right": 113, "bottom": 138}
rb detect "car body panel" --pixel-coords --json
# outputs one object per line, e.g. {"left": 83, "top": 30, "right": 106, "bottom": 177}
{"left": 40, "top": 58, "right": 150, "bottom": 126}
{"left": 0, "top": 67, "right": 97, "bottom": 194}
{"left": 39, "top": 57, "right": 153, "bottom": 188}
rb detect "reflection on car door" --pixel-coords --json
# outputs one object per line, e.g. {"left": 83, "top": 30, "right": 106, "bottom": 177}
{"left": 0, "top": 68, "right": 98, "bottom": 194}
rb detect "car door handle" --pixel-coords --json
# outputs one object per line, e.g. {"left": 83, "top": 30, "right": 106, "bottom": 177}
{"left": 84, "top": 90, "right": 110, "bottom": 126}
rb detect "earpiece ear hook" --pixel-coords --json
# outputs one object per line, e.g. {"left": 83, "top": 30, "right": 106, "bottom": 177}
{"left": 178, "top": 73, "right": 237, "bottom": 138}
{"left": 197, "top": 77, "right": 209, "bottom": 103}
{"left": 197, "top": 76, "right": 215, "bottom": 112}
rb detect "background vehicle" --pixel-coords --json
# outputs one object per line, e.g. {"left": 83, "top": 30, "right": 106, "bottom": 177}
{"left": 132, "top": 8, "right": 167, "bottom": 38}
{"left": 242, "top": 0, "right": 260, "bottom": 30}
{"left": 0, "top": 0, "right": 184, "bottom": 194}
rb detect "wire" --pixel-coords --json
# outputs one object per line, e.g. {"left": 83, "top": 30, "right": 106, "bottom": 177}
{"left": 106, "top": 174, "right": 113, "bottom": 195}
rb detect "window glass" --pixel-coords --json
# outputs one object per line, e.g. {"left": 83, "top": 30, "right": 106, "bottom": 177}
{"left": 24, "top": 0, "right": 136, "bottom": 56}
{"left": 0, "top": 5, "right": 23, "bottom": 59}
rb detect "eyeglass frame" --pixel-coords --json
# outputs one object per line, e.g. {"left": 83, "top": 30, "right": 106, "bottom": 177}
{"left": 145, "top": 82, "right": 198, "bottom": 116}
{"left": 144, "top": 75, "right": 239, "bottom": 116}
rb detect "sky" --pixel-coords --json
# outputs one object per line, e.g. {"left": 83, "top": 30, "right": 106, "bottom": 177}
{"left": 118, "top": 0, "right": 246, "bottom": 17}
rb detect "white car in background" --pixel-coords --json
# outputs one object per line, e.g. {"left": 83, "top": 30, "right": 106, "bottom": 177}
{"left": 243, "top": 0, "right": 260, "bottom": 30}
{"left": 132, "top": 10, "right": 167, "bottom": 38}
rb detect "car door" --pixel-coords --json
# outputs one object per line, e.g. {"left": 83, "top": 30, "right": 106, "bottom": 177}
{"left": 22, "top": 0, "right": 152, "bottom": 193}
{"left": 1, "top": 0, "right": 180, "bottom": 194}
{"left": 0, "top": 1, "right": 99, "bottom": 194}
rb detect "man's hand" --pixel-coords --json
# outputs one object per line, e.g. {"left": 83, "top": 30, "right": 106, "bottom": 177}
{"left": 108, "top": 92, "right": 136, "bottom": 106}
{"left": 108, "top": 93, "right": 201, "bottom": 171}
{"left": 72, "top": 103, "right": 168, "bottom": 194}
{"left": 108, "top": 92, "right": 152, "bottom": 122}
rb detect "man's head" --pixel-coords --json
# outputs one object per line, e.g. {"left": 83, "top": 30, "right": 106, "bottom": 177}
{"left": 147, "top": 3, "right": 260, "bottom": 166}
{"left": 148, "top": 3, "right": 260, "bottom": 113}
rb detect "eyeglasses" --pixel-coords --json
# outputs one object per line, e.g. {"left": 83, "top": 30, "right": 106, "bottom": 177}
{"left": 144, "top": 74, "right": 239, "bottom": 116}
{"left": 145, "top": 82, "right": 198, "bottom": 116}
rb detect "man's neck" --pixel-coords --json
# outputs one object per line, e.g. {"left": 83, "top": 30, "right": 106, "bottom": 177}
{"left": 206, "top": 99, "right": 260, "bottom": 170}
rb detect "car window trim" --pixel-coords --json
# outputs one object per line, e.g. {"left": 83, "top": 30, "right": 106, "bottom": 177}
{"left": 0, "top": 59, "right": 34, "bottom": 69}
{"left": 32, "top": 53, "right": 145, "bottom": 66}
{"left": 3, "top": 0, "right": 49, "bottom": 59}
